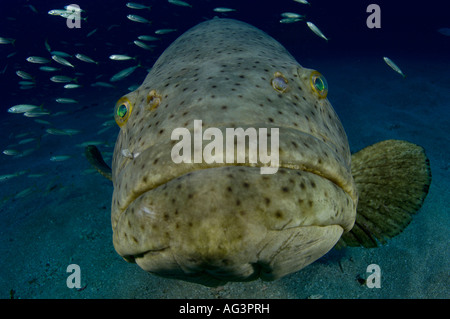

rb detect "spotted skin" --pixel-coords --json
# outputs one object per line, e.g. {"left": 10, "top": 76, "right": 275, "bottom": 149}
{"left": 111, "top": 18, "right": 358, "bottom": 286}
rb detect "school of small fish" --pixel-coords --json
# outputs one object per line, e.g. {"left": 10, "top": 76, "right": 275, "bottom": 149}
{"left": 1, "top": 0, "right": 407, "bottom": 200}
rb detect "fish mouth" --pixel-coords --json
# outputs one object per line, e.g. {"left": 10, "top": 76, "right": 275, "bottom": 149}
{"left": 112, "top": 162, "right": 356, "bottom": 286}
{"left": 111, "top": 125, "right": 357, "bottom": 285}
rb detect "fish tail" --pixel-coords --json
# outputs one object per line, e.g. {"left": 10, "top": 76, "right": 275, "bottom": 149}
{"left": 338, "top": 140, "right": 431, "bottom": 248}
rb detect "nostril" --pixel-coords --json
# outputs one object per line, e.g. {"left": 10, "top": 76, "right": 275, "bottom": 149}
{"left": 146, "top": 89, "right": 162, "bottom": 111}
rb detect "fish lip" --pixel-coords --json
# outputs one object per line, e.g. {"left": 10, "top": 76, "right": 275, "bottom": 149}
{"left": 117, "top": 162, "right": 345, "bottom": 218}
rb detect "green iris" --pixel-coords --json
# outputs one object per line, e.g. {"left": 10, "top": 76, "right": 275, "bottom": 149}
{"left": 310, "top": 71, "right": 328, "bottom": 99}
{"left": 117, "top": 103, "right": 128, "bottom": 118}
{"left": 314, "top": 77, "right": 326, "bottom": 92}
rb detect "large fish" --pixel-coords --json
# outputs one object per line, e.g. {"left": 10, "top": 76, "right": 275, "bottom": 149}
{"left": 86, "top": 18, "right": 431, "bottom": 287}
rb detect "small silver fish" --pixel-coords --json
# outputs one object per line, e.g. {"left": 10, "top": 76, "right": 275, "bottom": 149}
{"left": 18, "top": 138, "right": 37, "bottom": 145}
{"left": 280, "top": 18, "right": 302, "bottom": 24}
{"left": 306, "top": 21, "right": 329, "bottom": 41}
{"left": 0, "top": 173, "right": 19, "bottom": 182}
{"left": 62, "top": 129, "right": 81, "bottom": 135}
{"left": 213, "top": 7, "right": 236, "bottom": 13}
{"left": 155, "top": 28, "right": 177, "bottom": 35}
{"left": 26, "top": 56, "right": 50, "bottom": 64}
{"left": 87, "top": 28, "right": 98, "bottom": 38}
{"left": 75, "top": 53, "right": 99, "bottom": 64}
{"left": 34, "top": 119, "right": 52, "bottom": 125}
{"left": 39, "top": 66, "right": 60, "bottom": 72}
{"left": 23, "top": 111, "right": 50, "bottom": 117}
{"left": 50, "top": 155, "right": 72, "bottom": 161}
{"left": 64, "top": 84, "right": 82, "bottom": 89}
{"left": 109, "top": 54, "right": 136, "bottom": 61}
{"left": 110, "top": 65, "right": 139, "bottom": 82}
{"left": 8, "top": 104, "right": 41, "bottom": 113}
{"left": 137, "top": 35, "right": 159, "bottom": 41}
{"left": 52, "top": 55, "right": 75, "bottom": 68}
{"left": 293, "top": 0, "right": 310, "bottom": 5}
{"left": 91, "top": 82, "right": 116, "bottom": 88}
{"left": 16, "top": 71, "right": 33, "bottom": 80}
{"left": 45, "top": 39, "right": 51, "bottom": 52}
{"left": 127, "top": 14, "right": 151, "bottom": 24}
{"left": 28, "top": 5, "right": 38, "bottom": 13}
{"left": 51, "top": 51, "right": 72, "bottom": 58}
{"left": 55, "top": 98, "right": 79, "bottom": 104}
{"left": 14, "top": 187, "right": 35, "bottom": 199}
{"left": 126, "top": 2, "right": 152, "bottom": 10}
{"left": 168, "top": 0, "right": 192, "bottom": 8}
{"left": 383, "top": 57, "right": 406, "bottom": 78}
{"left": 2, "top": 149, "right": 22, "bottom": 156}
{"left": 50, "top": 75, "right": 76, "bottom": 83}
{"left": 48, "top": 9, "right": 68, "bottom": 16}
{"left": 134, "top": 40, "right": 156, "bottom": 50}
{"left": 281, "top": 12, "right": 304, "bottom": 19}
{"left": 0, "top": 37, "right": 16, "bottom": 45}
{"left": 46, "top": 128, "right": 71, "bottom": 135}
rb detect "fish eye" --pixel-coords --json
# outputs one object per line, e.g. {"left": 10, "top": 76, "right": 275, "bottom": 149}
{"left": 271, "top": 72, "right": 289, "bottom": 93}
{"left": 309, "top": 71, "right": 328, "bottom": 99}
{"left": 114, "top": 97, "right": 133, "bottom": 127}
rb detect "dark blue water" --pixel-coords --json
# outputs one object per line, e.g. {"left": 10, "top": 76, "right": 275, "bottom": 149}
{"left": 0, "top": 0, "right": 448, "bottom": 299}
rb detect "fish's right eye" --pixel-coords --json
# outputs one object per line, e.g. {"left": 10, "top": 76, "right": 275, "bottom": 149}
{"left": 114, "top": 97, "right": 133, "bottom": 127}
{"left": 309, "top": 71, "right": 328, "bottom": 99}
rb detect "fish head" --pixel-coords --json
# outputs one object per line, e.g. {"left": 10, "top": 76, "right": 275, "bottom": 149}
{"left": 110, "top": 18, "right": 357, "bottom": 286}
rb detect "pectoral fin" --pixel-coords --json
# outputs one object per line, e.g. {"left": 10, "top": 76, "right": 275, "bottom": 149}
{"left": 84, "top": 145, "right": 112, "bottom": 181}
{"left": 338, "top": 140, "right": 431, "bottom": 248}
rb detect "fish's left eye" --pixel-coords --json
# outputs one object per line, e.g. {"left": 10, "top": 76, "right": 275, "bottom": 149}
{"left": 309, "top": 71, "right": 328, "bottom": 99}
{"left": 114, "top": 97, "right": 133, "bottom": 127}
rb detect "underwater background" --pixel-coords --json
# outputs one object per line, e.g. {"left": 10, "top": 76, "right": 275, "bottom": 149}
{"left": 0, "top": 0, "right": 448, "bottom": 299}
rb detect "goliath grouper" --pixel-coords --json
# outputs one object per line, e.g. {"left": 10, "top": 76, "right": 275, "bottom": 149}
{"left": 86, "top": 18, "right": 431, "bottom": 287}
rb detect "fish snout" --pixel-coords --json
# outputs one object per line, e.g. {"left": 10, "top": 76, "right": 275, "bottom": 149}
{"left": 112, "top": 165, "right": 355, "bottom": 286}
